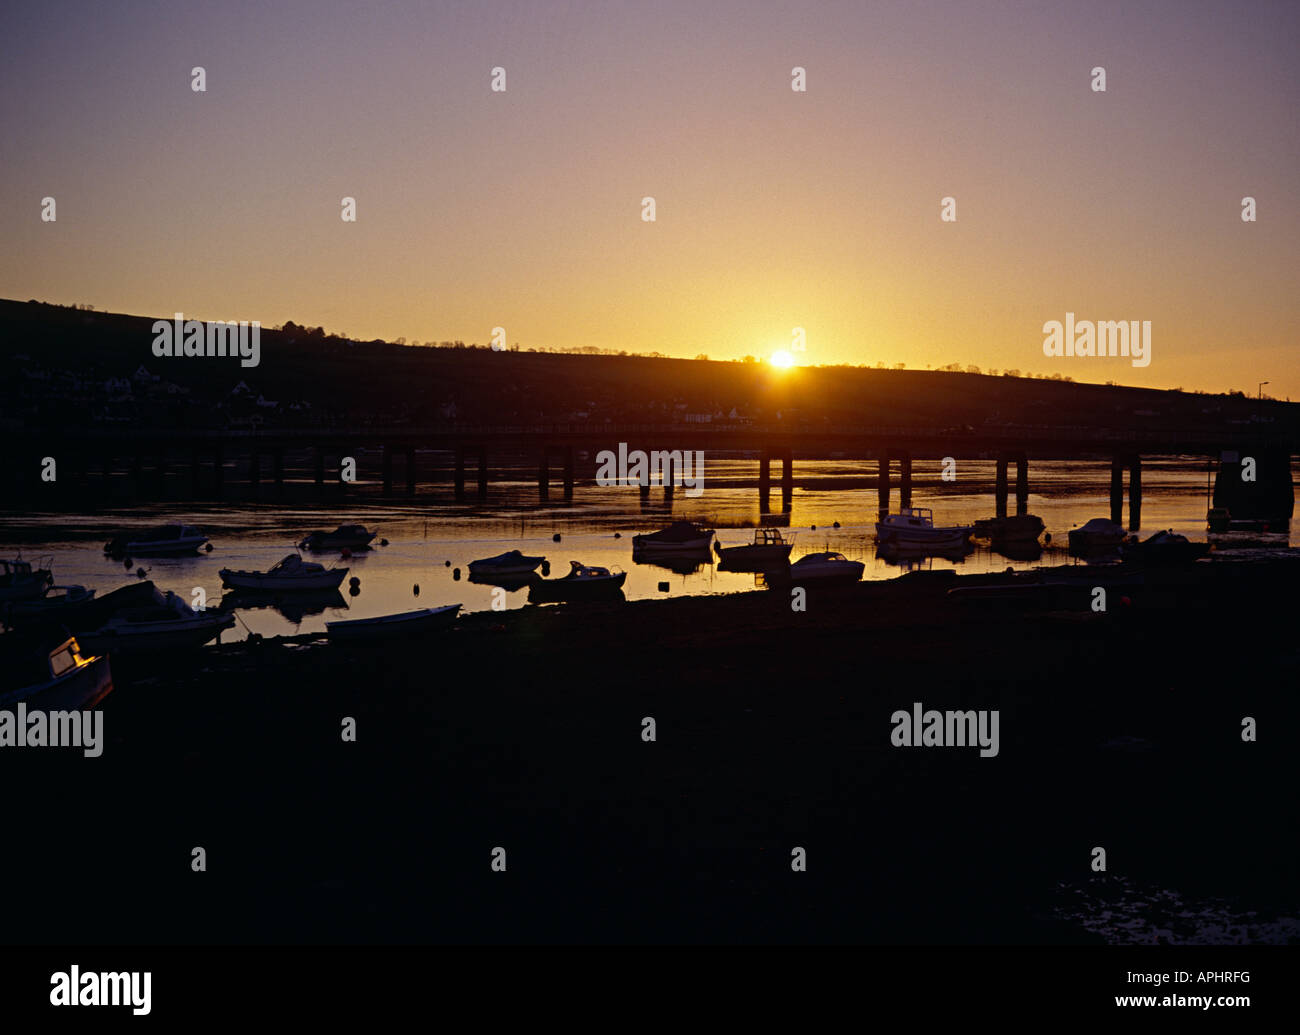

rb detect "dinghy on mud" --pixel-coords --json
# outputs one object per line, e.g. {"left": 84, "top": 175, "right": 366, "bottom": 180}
{"left": 326, "top": 604, "right": 461, "bottom": 644}
{"left": 78, "top": 584, "right": 235, "bottom": 653}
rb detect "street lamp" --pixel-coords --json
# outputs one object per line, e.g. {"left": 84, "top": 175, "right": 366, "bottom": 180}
{"left": 1258, "top": 381, "right": 1270, "bottom": 399}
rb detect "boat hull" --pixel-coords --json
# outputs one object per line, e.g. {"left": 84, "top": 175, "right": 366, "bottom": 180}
{"left": 0, "top": 575, "right": 54, "bottom": 603}
{"left": 301, "top": 533, "right": 376, "bottom": 552}
{"left": 326, "top": 605, "right": 460, "bottom": 643}
{"left": 0, "top": 653, "right": 113, "bottom": 711}
{"left": 528, "top": 571, "right": 627, "bottom": 603}
{"left": 717, "top": 544, "right": 793, "bottom": 570}
{"left": 875, "top": 525, "right": 972, "bottom": 550}
{"left": 1068, "top": 531, "right": 1125, "bottom": 553}
{"left": 79, "top": 615, "right": 235, "bottom": 653}
{"left": 109, "top": 537, "right": 208, "bottom": 557}
{"left": 219, "top": 569, "right": 348, "bottom": 592}
{"left": 632, "top": 536, "right": 713, "bottom": 554}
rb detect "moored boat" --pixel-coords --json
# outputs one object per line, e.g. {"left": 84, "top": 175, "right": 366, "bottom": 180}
{"left": 631, "top": 521, "right": 714, "bottom": 554}
{"left": 3, "top": 585, "right": 96, "bottom": 624}
{"left": 298, "top": 524, "right": 377, "bottom": 552}
{"left": 468, "top": 550, "right": 546, "bottom": 577}
{"left": 78, "top": 584, "right": 235, "bottom": 652}
{"left": 716, "top": 527, "right": 795, "bottom": 569}
{"left": 0, "top": 634, "right": 113, "bottom": 711}
{"left": 326, "top": 604, "right": 460, "bottom": 643}
{"left": 1119, "top": 530, "right": 1211, "bottom": 565}
{"left": 972, "top": 514, "right": 1045, "bottom": 543}
{"left": 105, "top": 524, "right": 209, "bottom": 557}
{"left": 0, "top": 557, "right": 54, "bottom": 603}
{"left": 528, "top": 561, "right": 627, "bottom": 603}
{"left": 772, "top": 551, "right": 865, "bottom": 585}
{"left": 875, "top": 508, "right": 973, "bottom": 550}
{"left": 1206, "top": 507, "right": 1288, "bottom": 535}
{"left": 219, "top": 554, "right": 349, "bottom": 591}
{"left": 1067, "top": 517, "right": 1126, "bottom": 554}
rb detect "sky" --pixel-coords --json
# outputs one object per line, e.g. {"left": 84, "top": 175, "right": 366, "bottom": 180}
{"left": 2, "top": 0, "right": 1297, "bottom": 396}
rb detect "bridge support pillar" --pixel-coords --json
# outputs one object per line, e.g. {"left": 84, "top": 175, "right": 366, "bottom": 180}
{"left": 406, "top": 449, "right": 416, "bottom": 497}
{"left": 476, "top": 448, "right": 488, "bottom": 499}
{"left": 780, "top": 449, "right": 793, "bottom": 511}
{"left": 538, "top": 448, "right": 550, "bottom": 500}
{"left": 562, "top": 446, "right": 574, "bottom": 499}
{"left": 877, "top": 456, "right": 890, "bottom": 516}
{"left": 663, "top": 454, "right": 676, "bottom": 501}
{"left": 1129, "top": 455, "right": 1142, "bottom": 531}
{"left": 1015, "top": 453, "right": 1028, "bottom": 516}
{"left": 1110, "top": 457, "right": 1124, "bottom": 525}
{"left": 898, "top": 452, "right": 912, "bottom": 509}
{"left": 455, "top": 446, "right": 467, "bottom": 500}
{"left": 995, "top": 456, "right": 1009, "bottom": 518}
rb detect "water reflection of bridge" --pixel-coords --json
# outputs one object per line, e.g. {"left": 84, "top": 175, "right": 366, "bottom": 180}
{"left": 8, "top": 422, "right": 1295, "bottom": 530}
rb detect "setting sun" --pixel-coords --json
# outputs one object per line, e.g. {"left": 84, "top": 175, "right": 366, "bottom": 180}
{"left": 770, "top": 350, "right": 795, "bottom": 369}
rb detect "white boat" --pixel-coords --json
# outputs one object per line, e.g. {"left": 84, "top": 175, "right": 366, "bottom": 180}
{"left": 0, "top": 557, "right": 54, "bottom": 603}
{"left": 468, "top": 550, "right": 546, "bottom": 576}
{"left": 0, "top": 634, "right": 113, "bottom": 711}
{"left": 220, "top": 554, "right": 349, "bottom": 591}
{"left": 875, "top": 508, "right": 973, "bottom": 550}
{"left": 632, "top": 521, "right": 715, "bottom": 554}
{"left": 104, "top": 524, "right": 209, "bottom": 557}
{"left": 326, "top": 604, "right": 461, "bottom": 643}
{"left": 783, "top": 551, "right": 865, "bottom": 584}
{"left": 79, "top": 584, "right": 235, "bottom": 652}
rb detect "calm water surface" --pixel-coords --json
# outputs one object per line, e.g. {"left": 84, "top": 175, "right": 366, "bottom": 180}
{"left": 1, "top": 457, "right": 1286, "bottom": 641}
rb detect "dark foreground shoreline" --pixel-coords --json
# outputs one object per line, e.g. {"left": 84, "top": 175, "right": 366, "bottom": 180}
{"left": 3, "top": 558, "right": 1297, "bottom": 944}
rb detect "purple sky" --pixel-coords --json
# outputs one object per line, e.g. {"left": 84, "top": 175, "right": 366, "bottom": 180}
{"left": 3, "top": 0, "right": 1297, "bottom": 394}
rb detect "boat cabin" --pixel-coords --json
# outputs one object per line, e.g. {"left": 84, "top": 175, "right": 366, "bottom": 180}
{"left": 882, "top": 508, "right": 935, "bottom": 529}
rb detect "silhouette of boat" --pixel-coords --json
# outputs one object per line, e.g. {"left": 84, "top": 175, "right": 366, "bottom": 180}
{"left": 326, "top": 604, "right": 460, "bottom": 643}
{"left": 632, "top": 521, "right": 714, "bottom": 554}
{"left": 770, "top": 551, "right": 864, "bottom": 585}
{"left": 104, "top": 524, "right": 209, "bottom": 557}
{"left": 3, "top": 584, "right": 95, "bottom": 624}
{"left": 875, "top": 508, "right": 972, "bottom": 549}
{"left": 220, "top": 554, "right": 348, "bottom": 591}
{"left": 1067, "top": 518, "right": 1126, "bottom": 554}
{"left": 0, "top": 634, "right": 112, "bottom": 711}
{"left": 528, "top": 562, "right": 627, "bottom": 602}
{"left": 298, "top": 524, "right": 377, "bottom": 552}
{"left": 716, "top": 527, "right": 794, "bottom": 569}
{"left": 973, "top": 514, "right": 1045, "bottom": 543}
{"left": 0, "top": 556, "right": 54, "bottom": 603}
{"left": 79, "top": 584, "right": 235, "bottom": 652}
{"left": 468, "top": 550, "right": 546, "bottom": 577}
{"left": 1119, "top": 530, "right": 1211, "bottom": 565}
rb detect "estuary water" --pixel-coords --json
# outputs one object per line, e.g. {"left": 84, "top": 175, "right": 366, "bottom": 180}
{"left": 0, "top": 456, "right": 1287, "bottom": 642}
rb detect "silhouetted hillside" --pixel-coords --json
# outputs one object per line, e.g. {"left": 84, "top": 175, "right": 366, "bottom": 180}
{"left": 1, "top": 299, "right": 1294, "bottom": 437}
